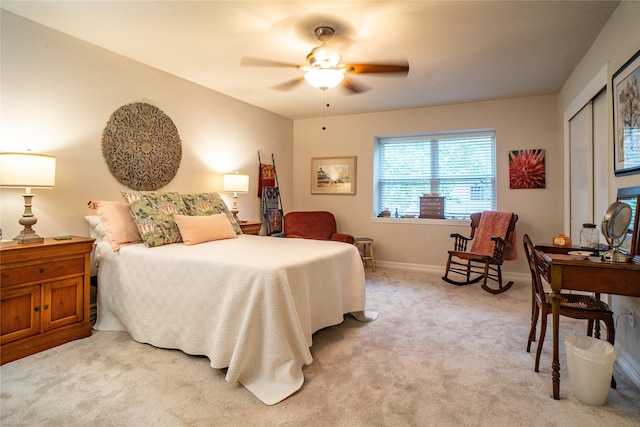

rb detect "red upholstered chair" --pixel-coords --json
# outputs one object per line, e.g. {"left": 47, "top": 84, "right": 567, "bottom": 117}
{"left": 283, "top": 211, "right": 355, "bottom": 244}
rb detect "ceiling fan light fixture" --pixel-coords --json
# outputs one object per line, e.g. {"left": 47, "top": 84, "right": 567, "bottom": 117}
{"left": 304, "top": 68, "right": 345, "bottom": 90}
{"left": 307, "top": 45, "right": 342, "bottom": 67}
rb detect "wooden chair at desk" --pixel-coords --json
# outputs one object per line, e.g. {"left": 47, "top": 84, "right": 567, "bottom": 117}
{"left": 523, "top": 234, "right": 616, "bottom": 387}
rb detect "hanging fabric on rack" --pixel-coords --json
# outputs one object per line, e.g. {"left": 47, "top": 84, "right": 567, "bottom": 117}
{"left": 258, "top": 151, "right": 276, "bottom": 198}
{"left": 258, "top": 152, "right": 284, "bottom": 235}
{"left": 262, "top": 186, "right": 282, "bottom": 235}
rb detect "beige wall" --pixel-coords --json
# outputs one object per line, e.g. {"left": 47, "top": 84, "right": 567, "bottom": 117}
{"left": 293, "top": 95, "right": 560, "bottom": 277}
{"left": 0, "top": 11, "right": 293, "bottom": 239}
{"left": 558, "top": 1, "right": 640, "bottom": 377}
{"left": 2, "top": 3, "right": 638, "bottom": 381}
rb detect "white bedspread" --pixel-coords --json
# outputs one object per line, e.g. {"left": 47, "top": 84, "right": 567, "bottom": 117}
{"left": 94, "top": 235, "right": 366, "bottom": 404}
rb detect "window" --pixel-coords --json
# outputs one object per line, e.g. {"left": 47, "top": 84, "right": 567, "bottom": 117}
{"left": 374, "top": 130, "right": 496, "bottom": 218}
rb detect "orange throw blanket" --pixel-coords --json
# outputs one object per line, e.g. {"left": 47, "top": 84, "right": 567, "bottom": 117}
{"left": 470, "top": 211, "right": 518, "bottom": 260}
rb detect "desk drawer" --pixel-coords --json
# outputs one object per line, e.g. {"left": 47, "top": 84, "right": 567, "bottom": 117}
{"left": 1, "top": 258, "right": 84, "bottom": 287}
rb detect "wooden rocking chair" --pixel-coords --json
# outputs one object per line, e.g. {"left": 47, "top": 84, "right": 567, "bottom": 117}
{"left": 442, "top": 211, "right": 518, "bottom": 294}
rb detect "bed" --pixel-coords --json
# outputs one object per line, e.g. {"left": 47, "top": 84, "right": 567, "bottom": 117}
{"left": 92, "top": 231, "right": 369, "bottom": 405}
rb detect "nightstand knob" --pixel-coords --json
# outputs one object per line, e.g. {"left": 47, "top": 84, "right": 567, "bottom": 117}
{"left": 34, "top": 306, "right": 40, "bottom": 312}
{"left": 44, "top": 304, "right": 49, "bottom": 310}
{"left": 40, "top": 268, "right": 46, "bottom": 274}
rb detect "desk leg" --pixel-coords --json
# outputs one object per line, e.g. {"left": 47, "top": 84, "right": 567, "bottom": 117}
{"left": 551, "top": 290, "right": 561, "bottom": 400}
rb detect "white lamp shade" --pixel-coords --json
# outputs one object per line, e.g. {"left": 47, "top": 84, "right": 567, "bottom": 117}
{"left": 304, "top": 68, "right": 345, "bottom": 90}
{"left": 223, "top": 173, "right": 249, "bottom": 193}
{"left": 0, "top": 152, "right": 56, "bottom": 188}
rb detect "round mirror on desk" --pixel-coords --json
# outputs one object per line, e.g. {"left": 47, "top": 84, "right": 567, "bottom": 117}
{"left": 601, "top": 201, "right": 632, "bottom": 262}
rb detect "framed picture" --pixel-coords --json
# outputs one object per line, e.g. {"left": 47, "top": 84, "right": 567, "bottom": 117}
{"left": 311, "top": 156, "right": 356, "bottom": 195}
{"left": 613, "top": 50, "right": 640, "bottom": 176}
{"left": 508, "top": 149, "right": 546, "bottom": 189}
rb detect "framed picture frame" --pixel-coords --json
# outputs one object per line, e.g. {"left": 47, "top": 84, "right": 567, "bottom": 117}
{"left": 612, "top": 49, "right": 640, "bottom": 176}
{"left": 508, "top": 148, "right": 546, "bottom": 189}
{"left": 311, "top": 156, "right": 357, "bottom": 195}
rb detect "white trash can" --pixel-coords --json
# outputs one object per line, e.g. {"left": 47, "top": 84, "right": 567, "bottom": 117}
{"left": 565, "top": 334, "right": 617, "bottom": 406}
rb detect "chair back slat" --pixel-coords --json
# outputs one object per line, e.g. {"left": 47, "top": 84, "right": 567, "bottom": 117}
{"left": 523, "top": 234, "right": 546, "bottom": 301}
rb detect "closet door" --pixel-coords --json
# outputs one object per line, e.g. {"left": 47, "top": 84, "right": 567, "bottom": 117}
{"left": 592, "top": 90, "right": 608, "bottom": 226}
{"left": 569, "top": 89, "right": 607, "bottom": 241}
{"left": 569, "top": 103, "right": 592, "bottom": 240}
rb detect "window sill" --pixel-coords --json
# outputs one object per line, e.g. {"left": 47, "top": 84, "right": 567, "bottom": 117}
{"left": 370, "top": 217, "right": 469, "bottom": 226}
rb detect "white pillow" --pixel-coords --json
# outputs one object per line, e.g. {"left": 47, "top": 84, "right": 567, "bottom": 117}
{"left": 85, "top": 215, "right": 107, "bottom": 241}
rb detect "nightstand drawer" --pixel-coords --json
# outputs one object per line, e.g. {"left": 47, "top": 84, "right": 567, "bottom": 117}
{"left": 1, "top": 258, "right": 84, "bottom": 287}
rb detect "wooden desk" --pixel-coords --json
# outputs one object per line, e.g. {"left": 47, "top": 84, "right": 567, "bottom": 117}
{"left": 534, "top": 244, "right": 603, "bottom": 255}
{"left": 540, "top": 252, "right": 640, "bottom": 400}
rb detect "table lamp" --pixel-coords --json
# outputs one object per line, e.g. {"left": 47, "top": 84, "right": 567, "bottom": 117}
{"left": 223, "top": 172, "right": 249, "bottom": 219}
{"left": 0, "top": 152, "right": 56, "bottom": 243}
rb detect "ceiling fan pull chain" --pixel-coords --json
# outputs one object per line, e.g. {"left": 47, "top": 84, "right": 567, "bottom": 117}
{"left": 321, "top": 91, "right": 332, "bottom": 130}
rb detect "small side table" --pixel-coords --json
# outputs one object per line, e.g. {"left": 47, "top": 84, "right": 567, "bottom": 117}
{"left": 354, "top": 237, "right": 376, "bottom": 272}
{"left": 239, "top": 221, "right": 262, "bottom": 235}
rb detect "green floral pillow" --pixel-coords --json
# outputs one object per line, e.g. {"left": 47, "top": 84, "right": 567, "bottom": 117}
{"left": 121, "top": 190, "right": 188, "bottom": 247}
{"left": 181, "top": 192, "right": 242, "bottom": 235}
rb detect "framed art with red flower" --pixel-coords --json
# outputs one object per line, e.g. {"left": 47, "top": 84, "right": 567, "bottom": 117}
{"left": 613, "top": 50, "right": 640, "bottom": 176}
{"left": 509, "top": 149, "right": 545, "bottom": 189}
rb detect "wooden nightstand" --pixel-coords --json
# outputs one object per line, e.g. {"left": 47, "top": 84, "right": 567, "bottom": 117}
{"left": 1, "top": 236, "right": 95, "bottom": 364}
{"left": 239, "top": 221, "right": 262, "bottom": 236}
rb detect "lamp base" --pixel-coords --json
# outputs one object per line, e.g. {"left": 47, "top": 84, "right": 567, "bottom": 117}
{"left": 14, "top": 229, "right": 44, "bottom": 244}
{"left": 14, "top": 192, "right": 44, "bottom": 244}
{"left": 231, "top": 194, "right": 239, "bottom": 219}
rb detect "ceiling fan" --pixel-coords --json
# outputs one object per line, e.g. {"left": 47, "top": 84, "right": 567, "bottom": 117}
{"left": 241, "top": 26, "right": 409, "bottom": 94}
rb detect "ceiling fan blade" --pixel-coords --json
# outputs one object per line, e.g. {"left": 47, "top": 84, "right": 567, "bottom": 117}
{"left": 345, "top": 62, "right": 409, "bottom": 76}
{"left": 271, "top": 77, "right": 305, "bottom": 91}
{"left": 240, "top": 57, "right": 300, "bottom": 69}
{"left": 341, "top": 77, "right": 370, "bottom": 94}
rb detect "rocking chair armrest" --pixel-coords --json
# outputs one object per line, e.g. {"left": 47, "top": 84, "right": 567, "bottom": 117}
{"left": 490, "top": 235, "right": 508, "bottom": 244}
{"left": 490, "top": 235, "right": 511, "bottom": 259}
{"left": 450, "top": 233, "right": 473, "bottom": 252}
{"left": 450, "top": 232, "right": 472, "bottom": 240}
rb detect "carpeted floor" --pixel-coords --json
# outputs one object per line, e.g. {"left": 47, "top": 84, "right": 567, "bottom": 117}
{"left": 1, "top": 268, "right": 639, "bottom": 426}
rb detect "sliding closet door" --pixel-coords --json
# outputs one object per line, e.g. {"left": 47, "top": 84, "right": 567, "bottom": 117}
{"left": 569, "top": 88, "right": 607, "bottom": 241}
{"left": 592, "top": 90, "right": 608, "bottom": 225}
{"left": 569, "top": 103, "right": 592, "bottom": 240}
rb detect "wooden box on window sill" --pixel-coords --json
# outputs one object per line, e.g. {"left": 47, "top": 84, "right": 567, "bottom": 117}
{"left": 419, "top": 196, "right": 445, "bottom": 219}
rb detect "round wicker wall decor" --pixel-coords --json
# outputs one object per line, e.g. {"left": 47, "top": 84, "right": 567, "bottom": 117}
{"left": 102, "top": 102, "right": 182, "bottom": 190}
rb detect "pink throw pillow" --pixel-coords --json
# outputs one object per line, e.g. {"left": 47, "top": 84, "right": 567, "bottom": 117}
{"left": 89, "top": 200, "right": 142, "bottom": 250}
{"left": 174, "top": 213, "right": 238, "bottom": 246}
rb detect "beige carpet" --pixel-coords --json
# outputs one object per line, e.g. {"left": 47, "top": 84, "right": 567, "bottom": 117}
{"left": 1, "top": 269, "right": 639, "bottom": 426}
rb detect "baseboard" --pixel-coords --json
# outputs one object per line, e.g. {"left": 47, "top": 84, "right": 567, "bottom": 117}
{"left": 375, "top": 260, "right": 443, "bottom": 273}
{"left": 375, "top": 261, "right": 530, "bottom": 284}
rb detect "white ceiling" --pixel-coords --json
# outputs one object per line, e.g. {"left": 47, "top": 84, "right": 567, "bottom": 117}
{"left": 2, "top": 1, "right": 619, "bottom": 120}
